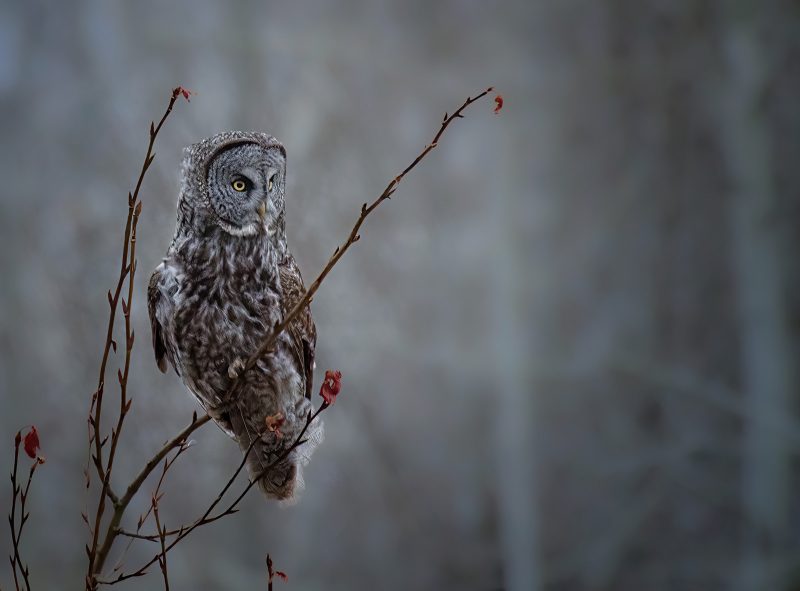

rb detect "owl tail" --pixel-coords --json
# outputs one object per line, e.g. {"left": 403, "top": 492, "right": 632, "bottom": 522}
{"left": 227, "top": 396, "right": 324, "bottom": 502}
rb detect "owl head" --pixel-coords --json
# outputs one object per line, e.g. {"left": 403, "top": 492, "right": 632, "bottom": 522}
{"left": 176, "top": 131, "right": 288, "bottom": 245}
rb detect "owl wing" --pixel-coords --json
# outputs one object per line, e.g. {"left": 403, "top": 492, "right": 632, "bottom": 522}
{"left": 148, "top": 262, "right": 181, "bottom": 375}
{"left": 278, "top": 254, "right": 317, "bottom": 399}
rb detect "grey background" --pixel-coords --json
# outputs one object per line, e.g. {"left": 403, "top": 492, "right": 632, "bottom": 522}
{"left": 1, "top": 1, "right": 799, "bottom": 590}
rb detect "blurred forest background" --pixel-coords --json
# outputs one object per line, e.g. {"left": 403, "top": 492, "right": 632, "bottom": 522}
{"left": 1, "top": 1, "right": 799, "bottom": 590}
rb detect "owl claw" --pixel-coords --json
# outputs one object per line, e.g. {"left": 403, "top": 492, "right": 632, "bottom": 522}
{"left": 227, "top": 357, "right": 246, "bottom": 379}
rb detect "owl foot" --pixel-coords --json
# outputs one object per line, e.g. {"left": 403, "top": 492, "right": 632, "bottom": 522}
{"left": 227, "top": 357, "right": 246, "bottom": 379}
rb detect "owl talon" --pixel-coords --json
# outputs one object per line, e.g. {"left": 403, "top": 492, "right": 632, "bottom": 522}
{"left": 227, "top": 357, "right": 246, "bottom": 379}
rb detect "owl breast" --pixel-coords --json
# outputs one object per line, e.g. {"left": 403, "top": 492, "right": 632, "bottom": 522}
{"left": 170, "top": 232, "right": 290, "bottom": 410}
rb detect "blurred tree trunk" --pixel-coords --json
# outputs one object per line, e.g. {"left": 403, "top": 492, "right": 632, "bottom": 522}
{"left": 720, "top": 4, "right": 797, "bottom": 589}
{"left": 492, "top": 145, "right": 541, "bottom": 590}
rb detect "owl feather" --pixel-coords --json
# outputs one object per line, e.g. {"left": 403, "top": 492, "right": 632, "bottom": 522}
{"left": 148, "top": 132, "right": 321, "bottom": 501}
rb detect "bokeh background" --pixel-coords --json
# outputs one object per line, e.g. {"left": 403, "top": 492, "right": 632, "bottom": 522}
{"left": 1, "top": 1, "right": 799, "bottom": 590}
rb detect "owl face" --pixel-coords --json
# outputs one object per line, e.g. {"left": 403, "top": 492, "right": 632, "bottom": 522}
{"left": 205, "top": 142, "right": 285, "bottom": 237}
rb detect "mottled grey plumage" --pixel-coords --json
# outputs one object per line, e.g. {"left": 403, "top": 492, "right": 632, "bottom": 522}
{"left": 148, "top": 131, "right": 321, "bottom": 501}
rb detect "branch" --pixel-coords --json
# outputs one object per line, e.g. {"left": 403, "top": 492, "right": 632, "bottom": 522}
{"left": 266, "top": 554, "right": 287, "bottom": 589}
{"left": 87, "top": 86, "right": 495, "bottom": 587}
{"left": 8, "top": 432, "right": 43, "bottom": 591}
{"left": 110, "top": 439, "right": 192, "bottom": 575}
{"left": 220, "top": 87, "right": 495, "bottom": 406}
{"left": 151, "top": 495, "right": 169, "bottom": 591}
{"left": 86, "top": 87, "right": 189, "bottom": 590}
{"left": 103, "top": 403, "right": 329, "bottom": 584}
{"left": 8, "top": 433, "right": 25, "bottom": 591}
{"left": 90, "top": 412, "right": 210, "bottom": 580}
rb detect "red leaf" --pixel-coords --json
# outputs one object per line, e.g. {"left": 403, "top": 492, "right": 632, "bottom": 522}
{"left": 265, "top": 412, "right": 286, "bottom": 439}
{"left": 23, "top": 426, "right": 40, "bottom": 459}
{"left": 173, "top": 86, "right": 194, "bottom": 102}
{"left": 319, "top": 370, "right": 342, "bottom": 405}
{"left": 276, "top": 571, "right": 288, "bottom": 581}
{"left": 494, "top": 94, "right": 504, "bottom": 114}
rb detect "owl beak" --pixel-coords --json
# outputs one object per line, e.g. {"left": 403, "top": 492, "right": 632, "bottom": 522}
{"left": 257, "top": 200, "right": 267, "bottom": 222}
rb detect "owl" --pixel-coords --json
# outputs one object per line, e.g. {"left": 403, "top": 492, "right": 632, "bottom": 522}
{"left": 148, "top": 131, "right": 321, "bottom": 501}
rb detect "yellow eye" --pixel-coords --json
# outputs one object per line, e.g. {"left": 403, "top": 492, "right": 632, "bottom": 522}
{"left": 231, "top": 179, "right": 247, "bottom": 192}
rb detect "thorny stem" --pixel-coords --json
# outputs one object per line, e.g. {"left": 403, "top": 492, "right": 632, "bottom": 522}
{"left": 220, "top": 87, "right": 495, "bottom": 406}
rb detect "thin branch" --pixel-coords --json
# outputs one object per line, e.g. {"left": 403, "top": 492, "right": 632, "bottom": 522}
{"left": 89, "top": 86, "right": 493, "bottom": 587}
{"left": 8, "top": 433, "right": 41, "bottom": 591}
{"left": 86, "top": 87, "right": 187, "bottom": 590}
{"left": 220, "top": 87, "right": 495, "bottom": 407}
{"left": 8, "top": 433, "right": 23, "bottom": 591}
{"left": 266, "top": 554, "right": 274, "bottom": 591}
{"left": 152, "top": 495, "right": 169, "bottom": 591}
{"left": 103, "top": 404, "right": 328, "bottom": 585}
{"left": 91, "top": 412, "right": 210, "bottom": 579}
{"left": 111, "top": 440, "right": 192, "bottom": 573}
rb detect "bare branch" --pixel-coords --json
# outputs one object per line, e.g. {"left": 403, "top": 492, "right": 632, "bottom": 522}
{"left": 85, "top": 86, "right": 493, "bottom": 588}
{"left": 91, "top": 414, "right": 210, "bottom": 581}
{"left": 152, "top": 495, "right": 169, "bottom": 591}
{"left": 111, "top": 441, "right": 192, "bottom": 573}
{"left": 8, "top": 432, "right": 42, "bottom": 591}
{"left": 220, "top": 87, "right": 495, "bottom": 407}
{"left": 103, "top": 404, "right": 328, "bottom": 584}
{"left": 86, "top": 87, "right": 188, "bottom": 590}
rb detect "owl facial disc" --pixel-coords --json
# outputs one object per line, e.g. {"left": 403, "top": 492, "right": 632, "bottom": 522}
{"left": 205, "top": 142, "right": 285, "bottom": 237}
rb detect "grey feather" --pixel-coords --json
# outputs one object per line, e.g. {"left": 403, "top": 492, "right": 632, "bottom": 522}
{"left": 148, "top": 131, "right": 321, "bottom": 501}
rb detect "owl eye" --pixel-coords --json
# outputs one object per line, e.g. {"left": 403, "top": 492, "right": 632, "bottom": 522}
{"left": 231, "top": 179, "right": 247, "bottom": 192}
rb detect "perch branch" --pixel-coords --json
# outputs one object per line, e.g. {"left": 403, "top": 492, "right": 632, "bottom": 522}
{"left": 221, "top": 87, "right": 495, "bottom": 405}
{"left": 88, "top": 86, "right": 494, "bottom": 586}
{"left": 102, "top": 403, "right": 328, "bottom": 584}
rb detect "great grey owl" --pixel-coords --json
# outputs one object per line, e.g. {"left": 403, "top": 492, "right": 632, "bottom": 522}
{"left": 148, "top": 131, "right": 321, "bottom": 501}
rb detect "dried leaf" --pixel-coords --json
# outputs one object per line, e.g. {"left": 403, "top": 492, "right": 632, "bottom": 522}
{"left": 494, "top": 94, "right": 504, "bottom": 114}
{"left": 319, "top": 370, "right": 342, "bottom": 405}
{"left": 173, "top": 86, "right": 194, "bottom": 102}
{"left": 23, "top": 426, "right": 40, "bottom": 459}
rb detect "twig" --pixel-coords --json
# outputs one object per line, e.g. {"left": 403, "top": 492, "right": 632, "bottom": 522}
{"left": 152, "top": 494, "right": 169, "bottom": 591}
{"left": 111, "top": 440, "right": 192, "bottom": 573}
{"left": 88, "top": 86, "right": 494, "bottom": 586}
{"left": 220, "top": 87, "right": 495, "bottom": 406}
{"left": 90, "top": 413, "right": 210, "bottom": 581}
{"left": 103, "top": 404, "right": 328, "bottom": 584}
{"left": 266, "top": 553, "right": 287, "bottom": 589}
{"left": 8, "top": 433, "right": 42, "bottom": 591}
{"left": 8, "top": 433, "right": 24, "bottom": 591}
{"left": 85, "top": 87, "right": 189, "bottom": 590}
